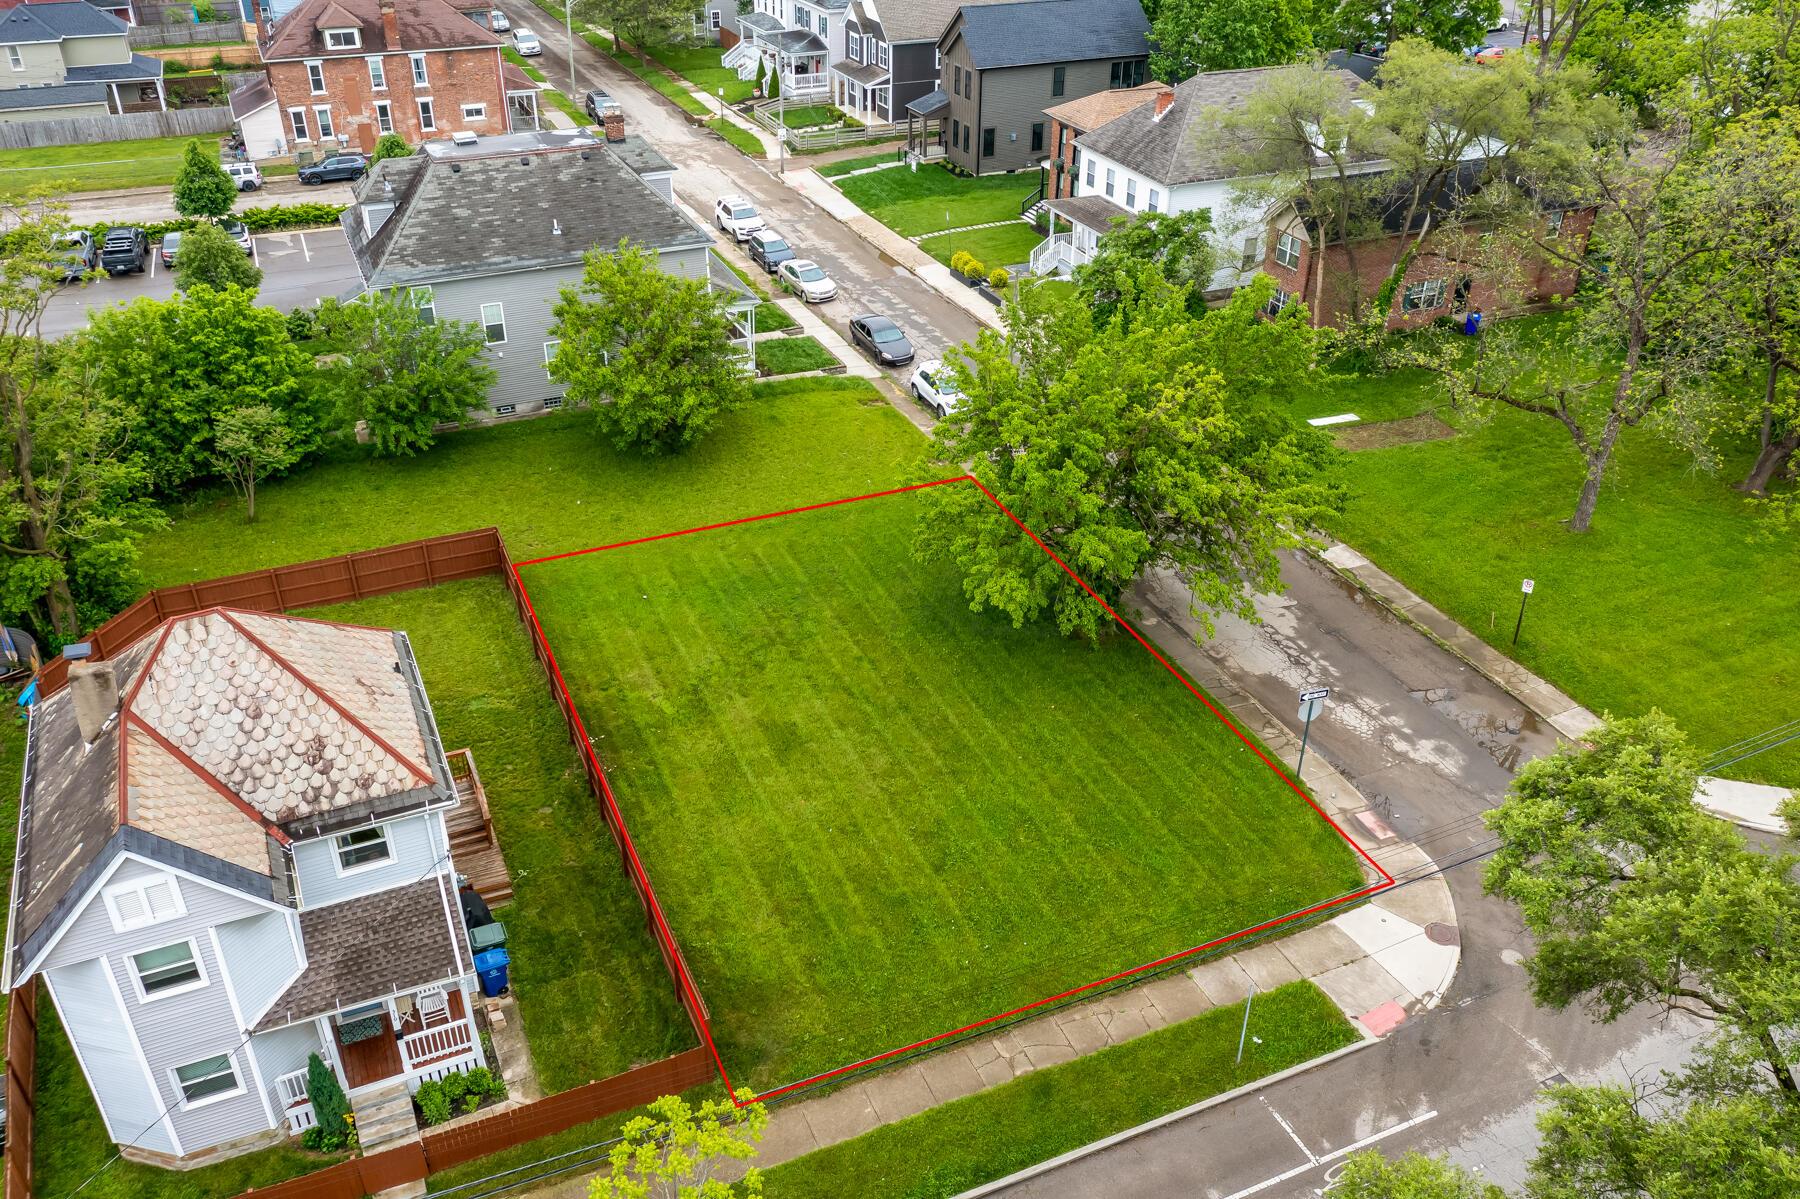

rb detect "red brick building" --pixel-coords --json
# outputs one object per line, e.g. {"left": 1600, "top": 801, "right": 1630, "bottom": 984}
{"left": 258, "top": 0, "right": 538, "bottom": 154}
{"left": 1041, "top": 80, "right": 1168, "bottom": 200}
{"left": 1260, "top": 164, "right": 1595, "bottom": 330}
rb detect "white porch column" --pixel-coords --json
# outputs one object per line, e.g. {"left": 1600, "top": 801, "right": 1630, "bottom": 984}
{"left": 155, "top": 76, "right": 166, "bottom": 111}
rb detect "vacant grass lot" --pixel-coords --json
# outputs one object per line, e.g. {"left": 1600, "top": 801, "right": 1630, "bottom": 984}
{"left": 834, "top": 163, "right": 1039, "bottom": 237}
{"left": 644, "top": 41, "right": 754, "bottom": 104}
{"left": 0, "top": 136, "right": 263, "bottom": 195}
{"left": 524, "top": 489, "right": 1364, "bottom": 1090}
{"left": 818, "top": 151, "right": 897, "bottom": 178}
{"left": 919, "top": 221, "right": 1043, "bottom": 271}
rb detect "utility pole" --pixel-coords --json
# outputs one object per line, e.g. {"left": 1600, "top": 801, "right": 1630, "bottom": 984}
{"left": 776, "top": 47, "right": 787, "bottom": 174}
{"left": 1235, "top": 979, "right": 1258, "bottom": 1065}
{"left": 563, "top": 0, "right": 576, "bottom": 109}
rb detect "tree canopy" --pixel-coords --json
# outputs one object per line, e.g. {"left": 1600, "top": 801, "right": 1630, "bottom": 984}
{"left": 1149, "top": 0, "right": 1313, "bottom": 79}
{"left": 1075, "top": 209, "right": 1220, "bottom": 320}
{"left": 174, "top": 221, "right": 262, "bottom": 294}
{"left": 171, "top": 138, "right": 237, "bottom": 222}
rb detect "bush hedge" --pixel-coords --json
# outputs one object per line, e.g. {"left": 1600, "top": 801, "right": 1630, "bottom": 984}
{"left": 76, "top": 201, "right": 346, "bottom": 244}
{"left": 415, "top": 1066, "right": 507, "bottom": 1127}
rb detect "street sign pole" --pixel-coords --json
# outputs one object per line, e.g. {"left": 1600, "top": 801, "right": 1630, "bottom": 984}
{"left": 1513, "top": 578, "right": 1535, "bottom": 647}
{"left": 1235, "top": 979, "right": 1258, "bottom": 1065}
{"left": 1296, "top": 687, "right": 1330, "bottom": 778}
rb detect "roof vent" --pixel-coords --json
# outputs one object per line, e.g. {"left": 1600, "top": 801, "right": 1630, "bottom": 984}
{"left": 62, "top": 642, "right": 93, "bottom": 662}
{"left": 450, "top": 162, "right": 462, "bottom": 173}
{"left": 579, "top": 150, "right": 591, "bottom": 160}
{"left": 552, "top": 218, "right": 562, "bottom": 236}
{"left": 451, "top": 130, "right": 479, "bottom": 146}
{"left": 519, "top": 156, "right": 531, "bottom": 166}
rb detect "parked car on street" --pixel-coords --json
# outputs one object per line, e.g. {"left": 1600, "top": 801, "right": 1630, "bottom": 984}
{"left": 224, "top": 161, "right": 263, "bottom": 191}
{"left": 513, "top": 28, "right": 542, "bottom": 55}
{"left": 909, "top": 360, "right": 962, "bottom": 417}
{"left": 158, "top": 230, "right": 182, "bottom": 269}
{"left": 298, "top": 153, "right": 369, "bottom": 184}
{"left": 98, "top": 226, "right": 147, "bottom": 274}
{"left": 219, "top": 218, "right": 253, "bottom": 255}
{"left": 489, "top": 7, "right": 510, "bottom": 30}
{"left": 778, "top": 258, "right": 837, "bottom": 303}
{"left": 55, "top": 230, "right": 97, "bottom": 281}
{"left": 584, "top": 88, "right": 621, "bottom": 121}
{"left": 714, "top": 194, "right": 766, "bottom": 241}
{"left": 747, "top": 229, "right": 795, "bottom": 273}
{"left": 848, "top": 313, "right": 915, "bottom": 366}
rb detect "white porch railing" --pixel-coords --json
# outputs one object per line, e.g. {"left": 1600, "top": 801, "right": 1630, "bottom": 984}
{"left": 783, "top": 70, "right": 828, "bottom": 95}
{"left": 1029, "top": 232, "right": 1090, "bottom": 277}
{"left": 274, "top": 1068, "right": 317, "bottom": 1134}
{"left": 400, "top": 1018, "right": 481, "bottom": 1090}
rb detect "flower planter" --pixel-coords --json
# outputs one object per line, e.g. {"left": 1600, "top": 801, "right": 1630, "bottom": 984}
{"left": 976, "top": 285, "right": 1003, "bottom": 306}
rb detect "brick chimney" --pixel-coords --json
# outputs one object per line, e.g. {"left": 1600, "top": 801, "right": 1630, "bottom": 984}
{"left": 602, "top": 109, "right": 624, "bottom": 142}
{"left": 379, "top": 0, "right": 399, "bottom": 48}
{"left": 1152, "top": 89, "right": 1175, "bottom": 121}
{"left": 66, "top": 651, "right": 120, "bottom": 745}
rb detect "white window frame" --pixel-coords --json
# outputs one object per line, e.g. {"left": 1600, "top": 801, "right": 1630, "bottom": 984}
{"left": 934, "top": 47, "right": 940, "bottom": 69}
{"left": 1274, "top": 231, "right": 1302, "bottom": 270}
{"left": 543, "top": 338, "right": 560, "bottom": 378}
{"left": 367, "top": 55, "right": 386, "bottom": 89}
{"left": 1083, "top": 156, "right": 1094, "bottom": 188}
{"left": 103, "top": 875, "right": 185, "bottom": 933}
{"left": 313, "top": 105, "right": 335, "bottom": 140}
{"left": 847, "top": 31, "right": 859, "bottom": 60}
{"left": 170, "top": 1052, "right": 244, "bottom": 1110}
{"left": 1546, "top": 209, "right": 1565, "bottom": 238}
{"left": 1240, "top": 234, "right": 1260, "bottom": 269}
{"left": 1147, "top": 187, "right": 1159, "bottom": 213}
{"left": 709, "top": 8, "right": 721, "bottom": 29}
{"left": 288, "top": 106, "right": 309, "bottom": 142}
{"left": 876, "top": 40, "right": 888, "bottom": 69}
{"left": 375, "top": 100, "right": 393, "bottom": 134}
{"left": 1265, "top": 287, "right": 1291, "bottom": 317}
{"left": 818, "top": 15, "right": 827, "bottom": 38}
{"left": 480, "top": 302, "right": 507, "bottom": 344}
{"left": 417, "top": 96, "right": 436, "bottom": 131}
{"left": 1104, "top": 167, "right": 1115, "bottom": 198}
{"left": 1402, "top": 278, "right": 1448, "bottom": 311}
{"left": 410, "top": 52, "right": 428, "bottom": 86}
{"left": 130, "top": 938, "right": 208, "bottom": 1003}
{"left": 461, "top": 102, "right": 487, "bottom": 120}
{"left": 1125, "top": 178, "right": 1136, "bottom": 209}
{"left": 334, "top": 824, "right": 392, "bottom": 875}
{"left": 325, "top": 27, "right": 360, "bottom": 49}
{"left": 305, "top": 59, "right": 325, "bottom": 94}
{"left": 410, "top": 285, "right": 435, "bottom": 323}
{"left": 7, "top": 45, "right": 23, "bottom": 72}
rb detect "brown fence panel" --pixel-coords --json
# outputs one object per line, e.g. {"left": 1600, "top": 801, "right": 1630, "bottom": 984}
{"left": 4, "top": 985, "right": 38, "bottom": 1199}
{"left": 421, "top": 1048, "right": 717, "bottom": 1174}
{"left": 238, "top": 1158, "right": 368, "bottom": 1199}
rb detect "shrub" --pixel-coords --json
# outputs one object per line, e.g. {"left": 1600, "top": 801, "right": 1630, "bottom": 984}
{"left": 304, "top": 1053, "right": 354, "bottom": 1151}
{"left": 949, "top": 250, "right": 971, "bottom": 275}
{"left": 414, "top": 1066, "right": 506, "bottom": 1126}
{"left": 988, "top": 267, "right": 1010, "bottom": 288}
{"left": 962, "top": 257, "right": 986, "bottom": 280}
{"left": 163, "top": 59, "right": 189, "bottom": 75}
{"left": 416, "top": 1079, "right": 452, "bottom": 1126}
{"left": 285, "top": 305, "right": 317, "bottom": 342}
{"left": 370, "top": 132, "right": 412, "bottom": 163}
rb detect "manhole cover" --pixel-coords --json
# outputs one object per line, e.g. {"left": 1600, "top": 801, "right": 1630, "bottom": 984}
{"left": 1425, "top": 922, "right": 1460, "bottom": 946}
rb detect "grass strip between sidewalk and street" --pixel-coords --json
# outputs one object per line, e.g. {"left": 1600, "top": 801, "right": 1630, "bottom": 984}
{"left": 708, "top": 116, "right": 766, "bottom": 157}
{"left": 763, "top": 980, "right": 1360, "bottom": 1198}
{"left": 585, "top": 33, "right": 710, "bottom": 116}
{"left": 755, "top": 334, "right": 839, "bottom": 376}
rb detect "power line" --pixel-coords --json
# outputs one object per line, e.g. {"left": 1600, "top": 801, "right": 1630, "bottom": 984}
{"left": 1701, "top": 718, "right": 1800, "bottom": 774}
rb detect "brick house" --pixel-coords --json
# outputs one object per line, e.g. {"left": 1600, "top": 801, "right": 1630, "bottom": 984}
{"left": 1040, "top": 79, "right": 1166, "bottom": 200}
{"left": 1260, "top": 161, "right": 1595, "bottom": 330}
{"left": 257, "top": 0, "right": 538, "bottom": 155}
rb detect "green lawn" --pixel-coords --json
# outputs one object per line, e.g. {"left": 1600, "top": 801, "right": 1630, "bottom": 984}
{"left": 919, "top": 221, "right": 1043, "bottom": 271}
{"left": 0, "top": 136, "right": 233, "bottom": 195}
{"left": 834, "top": 163, "right": 1039, "bottom": 237}
{"left": 643, "top": 41, "right": 754, "bottom": 104}
{"left": 756, "top": 334, "right": 839, "bottom": 376}
{"left": 1326, "top": 362, "right": 1800, "bottom": 786}
{"left": 587, "top": 34, "right": 710, "bottom": 116}
{"left": 708, "top": 116, "right": 765, "bottom": 157}
{"left": 503, "top": 45, "right": 548, "bottom": 82}
{"left": 776, "top": 103, "right": 840, "bottom": 128}
{"left": 818, "top": 151, "right": 899, "bottom": 179}
{"left": 755, "top": 301, "right": 799, "bottom": 333}
{"left": 764, "top": 981, "right": 1360, "bottom": 1198}
{"left": 522, "top": 489, "right": 1364, "bottom": 1090}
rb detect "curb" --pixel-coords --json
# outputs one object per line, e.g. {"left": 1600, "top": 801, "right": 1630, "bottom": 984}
{"left": 953, "top": 1033, "right": 1380, "bottom": 1198}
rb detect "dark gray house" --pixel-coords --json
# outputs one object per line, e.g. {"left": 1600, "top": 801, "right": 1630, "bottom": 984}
{"left": 832, "top": 0, "right": 1014, "bottom": 126}
{"left": 342, "top": 129, "right": 754, "bottom": 419}
{"left": 935, "top": 0, "right": 1149, "bottom": 175}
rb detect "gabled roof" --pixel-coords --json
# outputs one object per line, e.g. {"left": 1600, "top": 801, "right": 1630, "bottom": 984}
{"left": 0, "top": 0, "right": 125, "bottom": 41}
{"left": 230, "top": 74, "right": 277, "bottom": 119}
{"left": 877, "top": 0, "right": 1017, "bottom": 44}
{"left": 343, "top": 136, "right": 712, "bottom": 289}
{"left": 5, "top": 608, "right": 450, "bottom": 986}
{"left": 1079, "top": 65, "right": 1366, "bottom": 188}
{"left": 262, "top": 0, "right": 500, "bottom": 60}
{"left": 947, "top": 0, "right": 1148, "bottom": 70}
{"left": 1044, "top": 80, "right": 1168, "bottom": 134}
{"left": 65, "top": 51, "right": 162, "bottom": 80}
{"left": 0, "top": 80, "right": 107, "bottom": 108}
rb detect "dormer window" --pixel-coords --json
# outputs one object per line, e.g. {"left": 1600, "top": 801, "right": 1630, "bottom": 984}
{"left": 325, "top": 27, "right": 361, "bottom": 49}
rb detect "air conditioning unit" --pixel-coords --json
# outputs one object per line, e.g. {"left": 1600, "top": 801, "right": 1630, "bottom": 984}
{"left": 450, "top": 130, "right": 479, "bottom": 146}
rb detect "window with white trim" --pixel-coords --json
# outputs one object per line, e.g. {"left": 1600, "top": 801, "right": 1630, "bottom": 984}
{"left": 461, "top": 102, "right": 486, "bottom": 120}
{"left": 410, "top": 53, "right": 428, "bottom": 85}
{"left": 876, "top": 40, "right": 888, "bottom": 68}
{"left": 1546, "top": 209, "right": 1565, "bottom": 238}
{"left": 104, "top": 875, "right": 184, "bottom": 932}
{"left": 7, "top": 46, "right": 23, "bottom": 71}
{"left": 410, "top": 285, "right": 435, "bottom": 323}
{"left": 288, "top": 106, "right": 308, "bottom": 141}
{"left": 368, "top": 56, "right": 386, "bottom": 89}
{"left": 934, "top": 47, "right": 940, "bottom": 69}
{"left": 1240, "top": 234, "right": 1260, "bottom": 269}
{"left": 172, "top": 1053, "right": 242, "bottom": 1107}
{"left": 418, "top": 97, "right": 436, "bottom": 131}
{"left": 1265, "top": 287, "right": 1291, "bottom": 317}
{"left": 335, "top": 825, "right": 391, "bottom": 872}
{"left": 1125, "top": 177, "right": 1136, "bottom": 208}
{"left": 543, "top": 339, "right": 560, "bottom": 378}
{"left": 709, "top": 8, "right": 721, "bottom": 28}
{"left": 132, "top": 940, "right": 205, "bottom": 999}
{"left": 313, "top": 105, "right": 334, "bottom": 140}
{"left": 1147, "top": 187, "right": 1160, "bottom": 213}
{"left": 375, "top": 100, "right": 393, "bottom": 134}
{"left": 305, "top": 60, "right": 325, "bottom": 93}
{"left": 1083, "top": 156, "right": 1094, "bottom": 188}
{"left": 324, "top": 27, "right": 360, "bottom": 49}
{"left": 480, "top": 302, "right": 506, "bottom": 344}
{"left": 818, "top": 16, "right": 826, "bottom": 38}
{"left": 1274, "top": 231, "right": 1302, "bottom": 270}
{"left": 1103, "top": 167, "right": 1115, "bottom": 198}
{"left": 846, "top": 31, "right": 859, "bottom": 59}
{"left": 1402, "top": 278, "right": 1448, "bottom": 311}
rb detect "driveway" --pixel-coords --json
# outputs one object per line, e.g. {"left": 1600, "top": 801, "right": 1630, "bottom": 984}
{"left": 41, "top": 226, "right": 362, "bottom": 338}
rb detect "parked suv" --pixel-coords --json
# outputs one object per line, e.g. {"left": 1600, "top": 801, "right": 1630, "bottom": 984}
{"left": 584, "top": 88, "right": 621, "bottom": 122}
{"left": 98, "top": 226, "right": 148, "bottom": 275}
{"left": 714, "top": 195, "right": 765, "bottom": 241}
{"left": 298, "top": 153, "right": 368, "bottom": 184}
{"left": 746, "top": 229, "right": 795, "bottom": 273}
{"left": 55, "top": 230, "right": 98, "bottom": 281}
{"left": 224, "top": 161, "right": 263, "bottom": 191}
{"left": 219, "top": 218, "right": 253, "bottom": 255}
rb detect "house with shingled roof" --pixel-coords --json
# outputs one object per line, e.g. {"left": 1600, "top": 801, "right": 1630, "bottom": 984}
{"left": 1, "top": 607, "right": 494, "bottom": 1168}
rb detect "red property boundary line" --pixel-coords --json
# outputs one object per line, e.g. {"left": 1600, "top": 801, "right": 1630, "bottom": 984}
{"left": 515, "top": 476, "right": 1396, "bottom": 1107}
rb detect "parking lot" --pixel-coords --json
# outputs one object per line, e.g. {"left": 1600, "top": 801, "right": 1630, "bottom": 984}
{"left": 40, "top": 226, "right": 363, "bottom": 338}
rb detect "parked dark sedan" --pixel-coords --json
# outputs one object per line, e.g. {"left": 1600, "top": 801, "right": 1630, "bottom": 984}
{"left": 747, "top": 229, "right": 795, "bottom": 273}
{"left": 848, "top": 313, "right": 915, "bottom": 367}
{"left": 298, "top": 153, "right": 369, "bottom": 185}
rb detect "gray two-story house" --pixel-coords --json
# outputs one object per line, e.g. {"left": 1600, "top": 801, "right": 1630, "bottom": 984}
{"left": 2, "top": 608, "right": 489, "bottom": 1167}
{"left": 833, "top": 0, "right": 1022, "bottom": 126}
{"left": 342, "top": 128, "right": 754, "bottom": 419}
{"left": 935, "top": 0, "right": 1148, "bottom": 175}
{"left": 0, "top": 0, "right": 164, "bottom": 123}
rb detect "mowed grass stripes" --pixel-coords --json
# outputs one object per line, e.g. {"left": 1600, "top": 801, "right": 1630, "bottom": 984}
{"left": 526, "top": 487, "right": 1365, "bottom": 1089}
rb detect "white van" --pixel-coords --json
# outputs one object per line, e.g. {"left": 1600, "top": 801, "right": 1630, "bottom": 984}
{"left": 224, "top": 161, "right": 264, "bottom": 192}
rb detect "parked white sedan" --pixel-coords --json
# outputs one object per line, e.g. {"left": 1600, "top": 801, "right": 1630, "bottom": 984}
{"left": 909, "top": 360, "right": 962, "bottom": 417}
{"left": 513, "top": 28, "right": 542, "bottom": 55}
{"left": 778, "top": 258, "right": 838, "bottom": 303}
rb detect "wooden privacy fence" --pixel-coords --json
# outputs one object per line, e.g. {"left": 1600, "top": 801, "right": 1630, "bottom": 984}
{"left": 238, "top": 1048, "right": 717, "bottom": 1199}
{"left": 3, "top": 985, "right": 38, "bottom": 1199}
{"left": 36, "top": 529, "right": 508, "bottom": 697}
{"left": 0, "top": 107, "right": 235, "bottom": 151}
{"left": 128, "top": 19, "right": 251, "bottom": 46}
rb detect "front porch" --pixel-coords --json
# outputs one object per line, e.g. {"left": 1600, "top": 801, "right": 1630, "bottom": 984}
{"left": 721, "top": 16, "right": 829, "bottom": 99}
{"left": 1028, "top": 195, "right": 1130, "bottom": 277}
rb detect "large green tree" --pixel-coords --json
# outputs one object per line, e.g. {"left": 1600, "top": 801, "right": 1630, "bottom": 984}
{"left": 76, "top": 284, "right": 322, "bottom": 492}
{"left": 171, "top": 138, "right": 237, "bottom": 222}
{"left": 549, "top": 240, "right": 748, "bottom": 454}
{"left": 572, "top": 0, "right": 692, "bottom": 62}
{"left": 913, "top": 270, "right": 1339, "bottom": 642}
{"left": 1149, "top": 0, "right": 1312, "bottom": 79}
{"left": 1074, "top": 209, "right": 1219, "bottom": 320}
{"left": 174, "top": 220, "right": 262, "bottom": 294}
{"left": 312, "top": 289, "right": 494, "bottom": 457}
{"left": 1326, "top": 0, "right": 1501, "bottom": 55}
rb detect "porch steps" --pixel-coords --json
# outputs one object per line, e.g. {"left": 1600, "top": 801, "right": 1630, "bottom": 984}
{"left": 352, "top": 1081, "right": 420, "bottom": 1155}
{"left": 1022, "top": 200, "right": 1048, "bottom": 223}
{"left": 445, "top": 748, "right": 515, "bottom": 907}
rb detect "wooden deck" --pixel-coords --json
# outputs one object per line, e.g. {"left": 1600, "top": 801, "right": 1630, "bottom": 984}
{"left": 446, "top": 748, "right": 514, "bottom": 907}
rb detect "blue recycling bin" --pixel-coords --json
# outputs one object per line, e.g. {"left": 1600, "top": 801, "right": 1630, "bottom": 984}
{"left": 1463, "top": 311, "right": 1483, "bottom": 336}
{"left": 474, "top": 947, "right": 511, "bottom": 997}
